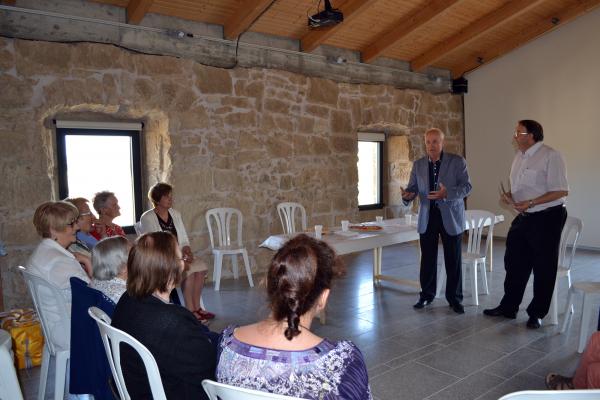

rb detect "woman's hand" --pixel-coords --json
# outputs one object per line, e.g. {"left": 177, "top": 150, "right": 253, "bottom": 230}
{"left": 182, "top": 246, "right": 194, "bottom": 263}
{"left": 73, "top": 252, "right": 93, "bottom": 278}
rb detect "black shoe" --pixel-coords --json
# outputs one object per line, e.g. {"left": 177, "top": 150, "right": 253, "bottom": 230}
{"left": 413, "top": 298, "right": 432, "bottom": 309}
{"left": 483, "top": 306, "right": 517, "bottom": 319}
{"left": 450, "top": 303, "right": 465, "bottom": 314}
{"left": 527, "top": 317, "right": 542, "bottom": 329}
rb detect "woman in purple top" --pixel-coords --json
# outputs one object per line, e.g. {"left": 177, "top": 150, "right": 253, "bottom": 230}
{"left": 216, "top": 234, "right": 372, "bottom": 399}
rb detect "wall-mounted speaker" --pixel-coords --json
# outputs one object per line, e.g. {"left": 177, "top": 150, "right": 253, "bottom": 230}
{"left": 451, "top": 77, "right": 468, "bottom": 94}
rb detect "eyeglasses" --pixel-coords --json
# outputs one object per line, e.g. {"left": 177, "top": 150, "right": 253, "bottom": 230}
{"left": 514, "top": 131, "right": 530, "bottom": 137}
{"left": 66, "top": 219, "right": 78, "bottom": 228}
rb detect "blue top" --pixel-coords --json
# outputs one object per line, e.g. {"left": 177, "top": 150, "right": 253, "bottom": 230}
{"left": 217, "top": 325, "right": 372, "bottom": 400}
{"left": 77, "top": 231, "right": 98, "bottom": 249}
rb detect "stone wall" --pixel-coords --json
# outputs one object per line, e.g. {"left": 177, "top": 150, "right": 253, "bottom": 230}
{"left": 0, "top": 37, "right": 463, "bottom": 309}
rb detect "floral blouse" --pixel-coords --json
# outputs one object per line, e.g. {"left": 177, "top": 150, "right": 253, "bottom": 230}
{"left": 90, "top": 277, "right": 127, "bottom": 304}
{"left": 217, "top": 325, "right": 372, "bottom": 400}
{"left": 90, "top": 223, "right": 126, "bottom": 240}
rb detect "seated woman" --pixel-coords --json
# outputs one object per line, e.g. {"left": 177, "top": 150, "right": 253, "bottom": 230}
{"left": 91, "top": 191, "right": 125, "bottom": 240}
{"left": 546, "top": 331, "right": 600, "bottom": 390}
{"left": 111, "top": 231, "right": 217, "bottom": 400}
{"left": 65, "top": 197, "right": 98, "bottom": 257}
{"left": 217, "top": 234, "right": 372, "bottom": 399}
{"left": 90, "top": 236, "right": 130, "bottom": 304}
{"left": 140, "top": 182, "right": 214, "bottom": 321}
{"left": 28, "top": 201, "right": 92, "bottom": 349}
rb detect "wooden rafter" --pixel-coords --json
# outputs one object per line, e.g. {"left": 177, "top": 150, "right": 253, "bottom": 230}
{"left": 126, "top": 0, "right": 153, "bottom": 24}
{"left": 411, "top": 0, "right": 545, "bottom": 72}
{"left": 224, "top": 0, "right": 274, "bottom": 40}
{"left": 2, "top": 0, "right": 17, "bottom": 5}
{"left": 452, "top": 0, "right": 600, "bottom": 78}
{"left": 361, "top": 0, "right": 463, "bottom": 64}
{"left": 301, "top": 0, "right": 379, "bottom": 53}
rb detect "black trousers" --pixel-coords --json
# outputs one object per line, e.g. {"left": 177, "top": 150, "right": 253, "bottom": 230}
{"left": 499, "top": 205, "right": 567, "bottom": 318}
{"left": 419, "top": 207, "right": 463, "bottom": 305}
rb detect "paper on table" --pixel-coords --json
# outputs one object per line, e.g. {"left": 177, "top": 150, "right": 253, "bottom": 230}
{"left": 335, "top": 230, "right": 359, "bottom": 237}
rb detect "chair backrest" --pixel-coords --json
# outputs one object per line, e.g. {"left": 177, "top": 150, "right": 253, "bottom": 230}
{"left": 88, "top": 307, "right": 167, "bottom": 400}
{"left": 202, "top": 379, "right": 303, "bottom": 400}
{"left": 464, "top": 210, "right": 496, "bottom": 257}
{"left": 277, "top": 202, "right": 307, "bottom": 234}
{"left": 0, "top": 339, "right": 24, "bottom": 400}
{"left": 205, "top": 208, "right": 244, "bottom": 249}
{"left": 19, "top": 266, "right": 70, "bottom": 356}
{"left": 133, "top": 221, "right": 143, "bottom": 236}
{"left": 558, "top": 215, "right": 583, "bottom": 271}
{"left": 498, "top": 389, "right": 600, "bottom": 399}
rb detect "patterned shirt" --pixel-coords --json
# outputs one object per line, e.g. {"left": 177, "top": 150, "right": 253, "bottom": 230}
{"left": 90, "top": 277, "right": 127, "bottom": 304}
{"left": 217, "top": 325, "right": 372, "bottom": 400}
{"left": 90, "top": 223, "right": 126, "bottom": 240}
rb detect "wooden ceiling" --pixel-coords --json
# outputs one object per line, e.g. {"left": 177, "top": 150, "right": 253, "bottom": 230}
{"left": 91, "top": 0, "right": 600, "bottom": 77}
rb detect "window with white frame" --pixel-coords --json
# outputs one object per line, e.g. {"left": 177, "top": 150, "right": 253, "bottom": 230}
{"left": 55, "top": 120, "right": 143, "bottom": 233}
{"left": 357, "top": 132, "right": 384, "bottom": 210}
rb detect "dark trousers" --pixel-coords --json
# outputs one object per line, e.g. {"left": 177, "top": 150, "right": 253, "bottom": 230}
{"left": 419, "top": 207, "right": 463, "bottom": 305}
{"left": 499, "top": 205, "right": 567, "bottom": 318}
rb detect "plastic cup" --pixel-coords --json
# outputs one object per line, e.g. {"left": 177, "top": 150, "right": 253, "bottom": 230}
{"left": 404, "top": 214, "right": 412, "bottom": 225}
{"left": 314, "top": 225, "right": 323, "bottom": 239}
{"left": 376, "top": 216, "right": 383, "bottom": 223}
{"left": 341, "top": 220, "right": 349, "bottom": 232}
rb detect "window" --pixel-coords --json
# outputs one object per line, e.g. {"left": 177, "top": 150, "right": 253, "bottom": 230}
{"left": 357, "top": 132, "right": 384, "bottom": 210}
{"left": 56, "top": 121, "right": 143, "bottom": 233}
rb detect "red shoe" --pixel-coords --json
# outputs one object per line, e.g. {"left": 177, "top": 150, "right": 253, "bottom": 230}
{"left": 194, "top": 308, "right": 215, "bottom": 320}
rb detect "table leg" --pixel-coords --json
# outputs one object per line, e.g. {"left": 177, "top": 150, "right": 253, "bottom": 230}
{"left": 373, "top": 247, "right": 382, "bottom": 285}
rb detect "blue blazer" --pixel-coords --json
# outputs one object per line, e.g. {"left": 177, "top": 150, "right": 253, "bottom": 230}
{"left": 404, "top": 152, "right": 472, "bottom": 236}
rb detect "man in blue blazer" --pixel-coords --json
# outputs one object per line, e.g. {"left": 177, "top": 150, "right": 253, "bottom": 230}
{"left": 402, "top": 128, "right": 472, "bottom": 313}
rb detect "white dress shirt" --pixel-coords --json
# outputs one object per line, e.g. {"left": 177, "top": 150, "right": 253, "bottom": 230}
{"left": 27, "top": 238, "right": 90, "bottom": 349}
{"left": 510, "top": 142, "right": 568, "bottom": 212}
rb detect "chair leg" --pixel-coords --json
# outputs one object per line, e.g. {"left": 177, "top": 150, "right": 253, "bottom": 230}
{"left": 578, "top": 294, "right": 593, "bottom": 353}
{"left": 214, "top": 253, "right": 223, "bottom": 291}
{"left": 479, "top": 261, "right": 489, "bottom": 295}
{"left": 231, "top": 255, "right": 239, "bottom": 279}
{"left": 242, "top": 250, "right": 254, "bottom": 288}
{"left": 38, "top": 345, "right": 50, "bottom": 400}
{"left": 470, "top": 260, "right": 479, "bottom": 306}
{"left": 548, "top": 282, "right": 559, "bottom": 326}
{"left": 53, "top": 351, "right": 69, "bottom": 400}
{"left": 435, "top": 265, "right": 445, "bottom": 298}
{"left": 560, "top": 288, "right": 575, "bottom": 334}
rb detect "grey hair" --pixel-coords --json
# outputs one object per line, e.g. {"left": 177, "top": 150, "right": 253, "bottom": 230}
{"left": 92, "top": 191, "right": 115, "bottom": 215}
{"left": 424, "top": 128, "right": 445, "bottom": 140}
{"left": 92, "top": 236, "right": 130, "bottom": 281}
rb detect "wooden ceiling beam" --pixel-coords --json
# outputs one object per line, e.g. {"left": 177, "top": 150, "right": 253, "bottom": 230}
{"left": 224, "top": 0, "right": 274, "bottom": 40}
{"left": 411, "top": 0, "right": 544, "bottom": 72}
{"left": 361, "top": 0, "right": 463, "bottom": 64}
{"left": 452, "top": 0, "right": 600, "bottom": 78}
{"left": 301, "top": 0, "right": 379, "bottom": 53}
{"left": 2, "top": 0, "right": 17, "bottom": 5}
{"left": 126, "top": 0, "right": 153, "bottom": 24}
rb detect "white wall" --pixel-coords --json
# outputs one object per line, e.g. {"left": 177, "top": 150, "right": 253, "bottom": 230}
{"left": 464, "top": 7, "right": 600, "bottom": 248}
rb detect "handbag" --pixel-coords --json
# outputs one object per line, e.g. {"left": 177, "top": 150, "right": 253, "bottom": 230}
{"left": 0, "top": 308, "right": 44, "bottom": 369}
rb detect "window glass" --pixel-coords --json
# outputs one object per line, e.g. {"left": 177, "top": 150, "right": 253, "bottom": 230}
{"left": 357, "top": 141, "right": 381, "bottom": 207}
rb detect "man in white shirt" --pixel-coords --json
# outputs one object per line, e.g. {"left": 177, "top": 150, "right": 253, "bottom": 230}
{"left": 484, "top": 120, "right": 568, "bottom": 329}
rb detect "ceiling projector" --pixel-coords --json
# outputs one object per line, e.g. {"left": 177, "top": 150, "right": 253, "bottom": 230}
{"left": 308, "top": 0, "right": 343, "bottom": 29}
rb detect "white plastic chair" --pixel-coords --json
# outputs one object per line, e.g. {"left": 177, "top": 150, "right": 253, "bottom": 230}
{"left": 19, "top": 266, "right": 70, "bottom": 400}
{"left": 202, "top": 379, "right": 303, "bottom": 400}
{"left": 560, "top": 282, "right": 600, "bottom": 353}
{"left": 133, "top": 221, "right": 143, "bottom": 236}
{"left": 0, "top": 330, "right": 24, "bottom": 400}
{"left": 277, "top": 202, "right": 307, "bottom": 234}
{"left": 546, "top": 216, "right": 583, "bottom": 325}
{"left": 436, "top": 210, "right": 495, "bottom": 305}
{"left": 88, "top": 307, "right": 167, "bottom": 400}
{"left": 498, "top": 389, "right": 600, "bottom": 399}
{"left": 205, "top": 208, "right": 254, "bottom": 291}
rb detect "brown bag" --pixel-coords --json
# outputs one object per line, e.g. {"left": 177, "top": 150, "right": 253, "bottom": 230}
{"left": 0, "top": 308, "right": 44, "bottom": 369}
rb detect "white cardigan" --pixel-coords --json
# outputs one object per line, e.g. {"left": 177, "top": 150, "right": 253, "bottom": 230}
{"left": 139, "top": 208, "right": 191, "bottom": 248}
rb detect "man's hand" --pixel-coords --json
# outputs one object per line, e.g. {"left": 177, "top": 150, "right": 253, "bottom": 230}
{"left": 401, "top": 187, "right": 417, "bottom": 201}
{"left": 500, "top": 191, "right": 514, "bottom": 205}
{"left": 427, "top": 183, "right": 447, "bottom": 200}
{"left": 513, "top": 200, "right": 530, "bottom": 213}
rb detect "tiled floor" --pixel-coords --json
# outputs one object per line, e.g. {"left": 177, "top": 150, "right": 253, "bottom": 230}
{"left": 19, "top": 239, "right": 600, "bottom": 400}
